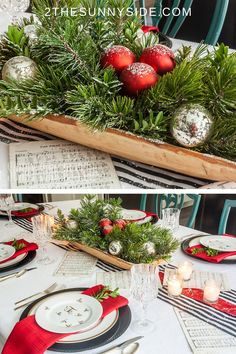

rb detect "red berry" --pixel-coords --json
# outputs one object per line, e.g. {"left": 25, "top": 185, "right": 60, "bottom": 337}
{"left": 101, "top": 45, "right": 136, "bottom": 72}
{"left": 102, "top": 225, "right": 113, "bottom": 235}
{"left": 99, "top": 218, "right": 112, "bottom": 228}
{"left": 139, "top": 44, "right": 176, "bottom": 75}
{"left": 113, "top": 219, "right": 127, "bottom": 230}
{"left": 120, "top": 62, "right": 158, "bottom": 95}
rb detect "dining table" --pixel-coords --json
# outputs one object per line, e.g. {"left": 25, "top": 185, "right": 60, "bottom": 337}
{"left": 0, "top": 11, "right": 236, "bottom": 190}
{"left": 0, "top": 199, "right": 235, "bottom": 354}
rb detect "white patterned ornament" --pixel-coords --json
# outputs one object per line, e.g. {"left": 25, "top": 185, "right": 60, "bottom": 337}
{"left": 108, "top": 241, "right": 123, "bottom": 256}
{"left": 171, "top": 104, "right": 213, "bottom": 148}
{"left": 143, "top": 242, "right": 156, "bottom": 256}
{"left": 0, "top": 0, "right": 30, "bottom": 12}
{"left": 67, "top": 220, "right": 78, "bottom": 229}
{"left": 24, "top": 25, "right": 38, "bottom": 43}
{"left": 2, "top": 56, "right": 38, "bottom": 82}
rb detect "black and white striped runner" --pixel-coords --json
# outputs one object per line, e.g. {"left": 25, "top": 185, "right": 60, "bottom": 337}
{"left": 0, "top": 118, "right": 210, "bottom": 189}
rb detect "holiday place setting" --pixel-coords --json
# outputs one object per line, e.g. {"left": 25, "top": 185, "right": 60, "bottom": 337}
{"left": 1, "top": 194, "right": 236, "bottom": 354}
{"left": 0, "top": 0, "right": 235, "bottom": 190}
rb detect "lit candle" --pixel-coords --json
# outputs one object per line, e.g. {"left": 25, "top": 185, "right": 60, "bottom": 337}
{"left": 167, "top": 275, "right": 183, "bottom": 297}
{"left": 177, "top": 261, "right": 193, "bottom": 281}
{"left": 203, "top": 279, "right": 221, "bottom": 303}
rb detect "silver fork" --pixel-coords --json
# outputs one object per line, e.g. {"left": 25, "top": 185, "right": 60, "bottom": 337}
{"left": 14, "top": 282, "right": 58, "bottom": 306}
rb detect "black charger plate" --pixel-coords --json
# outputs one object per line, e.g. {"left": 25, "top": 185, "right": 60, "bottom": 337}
{"left": 0, "top": 251, "right": 37, "bottom": 273}
{"left": 20, "top": 288, "right": 131, "bottom": 352}
{"left": 181, "top": 235, "right": 236, "bottom": 264}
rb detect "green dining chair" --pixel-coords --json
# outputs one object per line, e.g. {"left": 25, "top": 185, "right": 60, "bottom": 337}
{"left": 134, "top": 0, "right": 229, "bottom": 45}
{"left": 218, "top": 199, "right": 236, "bottom": 234}
{"left": 140, "top": 194, "right": 201, "bottom": 228}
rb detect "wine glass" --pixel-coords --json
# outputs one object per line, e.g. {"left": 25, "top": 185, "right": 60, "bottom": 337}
{"left": 32, "top": 214, "right": 55, "bottom": 265}
{"left": 0, "top": 194, "right": 16, "bottom": 227}
{"left": 161, "top": 208, "right": 180, "bottom": 231}
{"left": 130, "top": 264, "right": 159, "bottom": 334}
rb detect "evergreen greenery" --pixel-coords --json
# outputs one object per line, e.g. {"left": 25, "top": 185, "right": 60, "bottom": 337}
{"left": 0, "top": 0, "right": 235, "bottom": 160}
{"left": 53, "top": 195, "right": 179, "bottom": 263}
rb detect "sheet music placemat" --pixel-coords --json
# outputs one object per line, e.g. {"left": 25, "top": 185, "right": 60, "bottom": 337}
{"left": 175, "top": 308, "right": 236, "bottom": 354}
{"left": 163, "top": 268, "right": 230, "bottom": 291}
{"left": 9, "top": 140, "right": 121, "bottom": 189}
{"left": 54, "top": 251, "right": 97, "bottom": 277}
{"left": 96, "top": 271, "right": 131, "bottom": 289}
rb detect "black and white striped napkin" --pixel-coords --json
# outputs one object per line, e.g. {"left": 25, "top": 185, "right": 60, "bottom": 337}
{"left": 0, "top": 118, "right": 210, "bottom": 189}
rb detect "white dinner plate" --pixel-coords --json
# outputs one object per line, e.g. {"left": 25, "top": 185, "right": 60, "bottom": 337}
{"left": 0, "top": 253, "right": 27, "bottom": 269}
{"left": 0, "top": 244, "right": 15, "bottom": 262}
{"left": 200, "top": 235, "right": 236, "bottom": 252}
{"left": 28, "top": 291, "right": 118, "bottom": 343}
{"left": 35, "top": 293, "right": 103, "bottom": 334}
{"left": 120, "top": 209, "right": 146, "bottom": 221}
{"left": 135, "top": 216, "right": 153, "bottom": 225}
{"left": 189, "top": 236, "right": 236, "bottom": 260}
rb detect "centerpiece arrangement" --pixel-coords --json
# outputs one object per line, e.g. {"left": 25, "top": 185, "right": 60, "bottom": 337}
{"left": 0, "top": 0, "right": 235, "bottom": 180}
{"left": 52, "top": 195, "right": 179, "bottom": 269}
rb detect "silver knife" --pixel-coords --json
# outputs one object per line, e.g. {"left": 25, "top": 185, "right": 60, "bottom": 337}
{"left": 98, "top": 336, "right": 143, "bottom": 354}
{"left": 0, "top": 267, "right": 37, "bottom": 282}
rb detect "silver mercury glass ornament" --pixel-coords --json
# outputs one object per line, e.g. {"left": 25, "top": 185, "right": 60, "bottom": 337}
{"left": 171, "top": 104, "right": 213, "bottom": 148}
{"left": 24, "top": 25, "right": 38, "bottom": 44}
{"left": 67, "top": 220, "right": 78, "bottom": 229}
{"left": 108, "top": 241, "right": 123, "bottom": 256}
{"left": 2, "top": 56, "right": 38, "bottom": 82}
{"left": 143, "top": 241, "right": 156, "bottom": 256}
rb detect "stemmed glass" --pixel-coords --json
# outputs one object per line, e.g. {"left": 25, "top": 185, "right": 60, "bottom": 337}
{"left": 130, "top": 264, "right": 159, "bottom": 334}
{"left": 32, "top": 214, "right": 55, "bottom": 265}
{"left": 0, "top": 194, "right": 16, "bottom": 227}
{"left": 161, "top": 208, "right": 180, "bottom": 232}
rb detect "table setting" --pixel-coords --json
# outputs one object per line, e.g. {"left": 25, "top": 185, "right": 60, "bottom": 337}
{"left": 0, "top": 198, "right": 236, "bottom": 354}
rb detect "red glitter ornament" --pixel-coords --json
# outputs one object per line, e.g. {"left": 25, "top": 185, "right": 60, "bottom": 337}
{"left": 139, "top": 44, "right": 176, "bottom": 75}
{"left": 113, "top": 219, "right": 127, "bottom": 230}
{"left": 99, "top": 218, "right": 112, "bottom": 228}
{"left": 101, "top": 45, "right": 136, "bottom": 72}
{"left": 120, "top": 62, "right": 158, "bottom": 95}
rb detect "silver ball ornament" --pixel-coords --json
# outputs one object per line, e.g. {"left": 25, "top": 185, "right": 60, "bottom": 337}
{"left": 108, "top": 241, "right": 123, "bottom": 256}
{"left": 171, "top": 104, "right": 213, "bottom": 148}
{"left": 143, "top": 241, "right": 156, "bottom": 256}
{"left": 67, "top": 220, "right": 78, "bottom": 229}
{"left": 24, "top": 25, "right": 38, "bottom": 43}
{"left": 2, "top": 56, "right": 38, "bottom": 82}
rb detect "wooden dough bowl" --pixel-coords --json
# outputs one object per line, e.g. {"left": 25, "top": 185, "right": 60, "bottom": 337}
{"left": 51, "top": 239, "right": 164, "bottom": 270}
{"left": 9, "top": 114, "right": 236, "bottom": 181}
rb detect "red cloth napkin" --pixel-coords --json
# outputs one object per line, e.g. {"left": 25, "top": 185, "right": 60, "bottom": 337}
{"left": 141, "top": 25, "right": 160, "bottom": 33}
{"left": 2, "top": 285, "right": 128, "bottom": 354}
{"left": 0, "top": 239, "right": 38, "bottom": 264}
{"left": 186, "top": 234, "right": 236, "bottom": 263}
{"left": 12, "top": 208, "right": 39, "bottom": 217}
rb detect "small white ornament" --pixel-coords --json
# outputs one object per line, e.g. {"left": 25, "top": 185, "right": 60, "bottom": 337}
{"left": 24, "top": 25, "right": 38, "bottom": 43}
{"left": 67, "top": 220, "right": 77, "bottom": 229}
{"left": 108, "top": 241, "right": 123, "bottom": 256}
{"left": 143, "top": 241, "right": 156, "bottom": 256}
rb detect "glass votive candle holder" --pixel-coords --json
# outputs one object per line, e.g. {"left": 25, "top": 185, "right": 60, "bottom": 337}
{"left": 203, "top": 279, "right": 221, "bottom": 304}
{"left": 177, "top": 261, "right": 193, "bottom": 281}
{"left": 167, "top": 274, "right": 183, "bottom": 297}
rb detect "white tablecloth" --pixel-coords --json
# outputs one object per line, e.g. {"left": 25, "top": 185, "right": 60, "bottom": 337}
{"left": 0, "top": 200, "right": 235, "bottom": 354}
